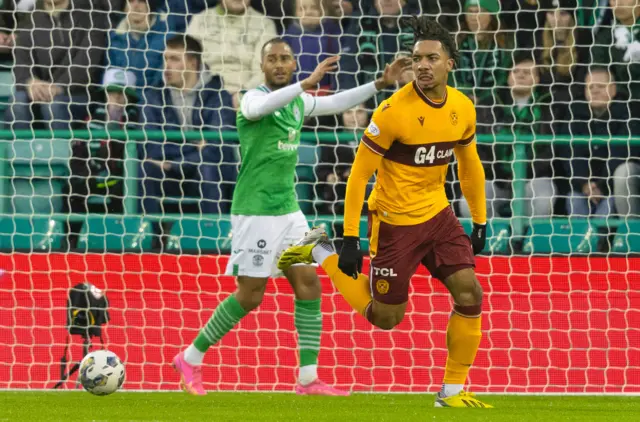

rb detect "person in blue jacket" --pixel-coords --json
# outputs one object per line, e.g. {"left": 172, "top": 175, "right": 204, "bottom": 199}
{"left": 140, "top": 34, "right": 236, "bottom": 219}
{"left": 108, "top": 0, "right": 181, "bottom": 92}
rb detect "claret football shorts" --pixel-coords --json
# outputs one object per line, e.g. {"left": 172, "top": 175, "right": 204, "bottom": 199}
{"left": 367, "top": 206, "right": 475, "bottom": 304}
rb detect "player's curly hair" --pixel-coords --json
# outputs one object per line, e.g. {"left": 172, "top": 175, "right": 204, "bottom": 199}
{"left": 404, "top": 16, "right": 459, "bottom": 64}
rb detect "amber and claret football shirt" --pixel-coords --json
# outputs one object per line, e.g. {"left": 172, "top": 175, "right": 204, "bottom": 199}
{"left": 343, "top": 82, "right": 486, "bottom": 235}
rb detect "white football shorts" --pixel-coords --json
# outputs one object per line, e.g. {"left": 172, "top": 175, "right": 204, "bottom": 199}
{"left": 224, "top": 211, "right": 313, "bottom": 278}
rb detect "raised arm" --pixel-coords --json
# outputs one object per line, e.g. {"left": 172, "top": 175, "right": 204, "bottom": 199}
{"left": 240, "top": 83, "right": 305, "bottom": 121}
{"left": 241, "top": 56, "right": 341, "bottom": 121}
{"left": 305, "top": 57, "right": 411, "bottom": 117}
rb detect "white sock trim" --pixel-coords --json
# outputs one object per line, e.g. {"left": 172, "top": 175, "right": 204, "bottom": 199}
{"left": 298, "top": 364, "right": 318, "bottom": 386}
{"left": 441, "top": 383, "right": 464, "bottom": 397}
{"left": 184, "top": 344, "right": 205, "bottom": 366}
{"left": 311, "top": 244, "right": 334, "bottom": 266}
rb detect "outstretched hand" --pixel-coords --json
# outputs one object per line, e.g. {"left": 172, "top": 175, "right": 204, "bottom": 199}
{"left": 375, "top": 57, "right": 412, "bottom": 90}
{"left": 301, "top": 56, "right": 340, "bottom": 90}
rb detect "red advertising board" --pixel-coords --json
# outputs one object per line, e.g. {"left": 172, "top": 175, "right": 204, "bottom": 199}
{"left": 0, "top": 254, "right": 638, "bottom": 393}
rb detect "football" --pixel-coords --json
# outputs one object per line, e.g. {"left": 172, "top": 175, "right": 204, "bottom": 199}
{"left": 79, "top": 350, "right": 125, "bottom": 396}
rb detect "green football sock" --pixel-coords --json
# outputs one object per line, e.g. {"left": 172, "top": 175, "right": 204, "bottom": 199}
{"left": 193, "top": 295, "right": 248, "bottom": 353}
{"left": 294, "top": 299, "right": 322, "bottom": 367}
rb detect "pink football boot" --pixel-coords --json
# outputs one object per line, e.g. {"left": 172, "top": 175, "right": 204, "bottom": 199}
{"left": 172, "top": 352, "right": 206, "bottom": 396}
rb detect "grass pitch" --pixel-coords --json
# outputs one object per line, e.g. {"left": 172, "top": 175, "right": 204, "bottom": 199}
{"left": 0, "top": 392, "right": 639, "bottom": 421}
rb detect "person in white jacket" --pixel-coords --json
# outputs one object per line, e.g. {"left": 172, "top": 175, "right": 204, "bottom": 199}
{"left": 186, "top": 0, "right": 278, "bottom": 108}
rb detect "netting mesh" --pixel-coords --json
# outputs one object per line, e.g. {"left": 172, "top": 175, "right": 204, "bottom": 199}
{"left": 0, "top": 0, "right": 639, "bottom": 392}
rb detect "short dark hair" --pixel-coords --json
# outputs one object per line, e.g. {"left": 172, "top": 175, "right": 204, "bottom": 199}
{"left": 405, "top": 16, "right": 458, "bottom": 63}
{"left": 260, "top": 37, "right": 292, "bottom": 58}
{"left": 166, "top": 34, "right": 203, "bottom": 67}
{"left": 588, "top": 65, "right": 614, "bottom": 82}
{"left": 513, "top": 50, "right": 539, "bottom": 67}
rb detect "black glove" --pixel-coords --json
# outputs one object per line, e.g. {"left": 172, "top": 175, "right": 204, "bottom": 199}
{"left": 338, "top": 236, "right": 362, "bottom": 279}
{"left": 471, "top": 223, "right": 486, "bottom": 255}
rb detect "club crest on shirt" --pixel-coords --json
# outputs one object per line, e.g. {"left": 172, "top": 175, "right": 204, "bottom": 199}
{"left": 450, "top": 110, "right": 458, "bottom": 126}
{"left": 367, "top": 121, "right": 380, "bottom": 137}
{"left": 376, "top": 279, "right": 389, "bottom": 295}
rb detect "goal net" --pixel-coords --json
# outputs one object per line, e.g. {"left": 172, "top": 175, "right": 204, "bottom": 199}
{"left": 0, "top": 0, "right": 639, "bottom": 393}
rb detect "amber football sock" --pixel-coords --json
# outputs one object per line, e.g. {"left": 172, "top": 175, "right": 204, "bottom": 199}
{"left": 442, "top": 307, "right": 482, "bottom": 390}
{"left": 316, "top": 253, "right": 372, "bottom": 316}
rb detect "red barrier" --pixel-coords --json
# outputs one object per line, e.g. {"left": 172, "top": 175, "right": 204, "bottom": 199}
{"left": 0, "top": 254, "right": 639, "bottom": 393}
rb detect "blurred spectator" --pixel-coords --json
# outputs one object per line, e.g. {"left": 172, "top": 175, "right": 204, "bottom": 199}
{"left": 560, "top": 66, "right": 640, "bottom": 217}
{"left": 422, "top": 0, "right": 464, "bottom": 33}
{"left": 139, "top": 35, "right": 236, "bottom": 219}
{"left": 0, "top": 0, "right": 27, "bottom": 60}
{"left": 108, "top": 0, "right": 179, "bottom": 92}
{"left": 592, "top": 0, "right": 640, "bottom": 107}
{"left": 338, "top": 0, "right": 417, "bottom": 104}
{"left": 283, "top": 0, "right": 341, "bottom": 94}
{"left": 7, "top": 0, "right": 107, "bottom": 130}
{"left": 314, "top": 103, "right": 367, "bottom": 215}
{"left": 186, "top": 0, "right": 278, "bottom": 108}
{"left": 156, "top": 0, "right": 217, "bottom": 32}
{"left": 63, "top": 68, "right": 140, "bottom": 249}
{"left": 461, "top": 55, "right": 556, "bottom": 219}
{"left": 321, "top": 0, "right": 356, "bottom": 31}
{"left": 251, "top": 0, "right": 296, "bottom": 33}
{"left": 449, "top": 0, "right": 513, "bottom": 105}
{"left": 501, "top": 0, "right": 541, "bottom": 50}
{"left": 538, "top": 0, "right": 582, "bottom": 125}
{"left": 502, "top": 0, "right": 608, "bottom": 51}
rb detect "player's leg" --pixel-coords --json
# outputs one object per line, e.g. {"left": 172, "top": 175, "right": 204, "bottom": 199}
{"left": 281, "top": 213, "right": 349, "bottom": 395}
{"left": 278, "top": 213, "right": 422, "bottom": 330}
{"left": 282, "top": 240, "right": 408, "bottom": 330}
{"left": 174, "top": 276, "right": 267, "bottom": 395}
{"left": 420, "top": 207, "right": 491, "bottom": 408}
{"left": 438, "top": 269, "right": 484, "bottom": 403}
{"left": 174, "top": 215, "right": 279, "bottom": 395}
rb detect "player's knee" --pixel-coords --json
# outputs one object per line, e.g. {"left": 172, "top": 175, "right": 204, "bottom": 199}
{"left": 236, "top": 290, "right": 265, "bottom": 311}
{"left": 235, "top": 283, "right": 267, "bottom": 311}
{"left": 446, "top": 269, "right": 483, "bottom": 306}
{"left": 373, "top": 312, "right": 404, "bottom": 330}
{"left": 456, "top": 280, "right": 483, "bottom": 307}
{"left": 287, "top": 267, "right": 322, "bottom": 298}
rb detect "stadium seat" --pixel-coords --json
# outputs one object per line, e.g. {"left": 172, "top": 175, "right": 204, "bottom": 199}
{"left": 0, "top": 216, "right": 63, "bottom": 251}
{"left": 487, "top": 218, "right": 511, "bottom": 254}
{"left": 76, "top": 216, "right": 153, "bottom": 252}
{"left": 611, "top": 220, "right": 640, "bottom": 253}
{"left": 295, "top": 183, "right": 314, "bottom": 215}
{"left": 10, "top": 178, "right": 64, "bottom": 215}
{"left": 8, "top": 139, "right": 71, "bottom": 177}
{"left": 522, "top": 218, "right": 598, "bottom": 254}
{"left": 165, "top": 216, "right": 232, "bottom": 254}
{"left": 6, "top": 139, "right": 70, "bottom": 214}
{"left": 0, "top": 69, "right": 13, "bottom": 115}
{"left": 359, "top": 216, "right": 369, "bottom": 251}
{"left": 296, "top": 143, "right": 318, "bottom": 182}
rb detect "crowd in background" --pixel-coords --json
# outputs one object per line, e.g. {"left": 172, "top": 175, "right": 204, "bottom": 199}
{"left": 0, "top": 0, "right": 639, "bottom": 247}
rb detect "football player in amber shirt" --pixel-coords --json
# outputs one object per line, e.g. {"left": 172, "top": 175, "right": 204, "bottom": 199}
{"left": 278, "top": 17, "right": 491, "bottom": 408}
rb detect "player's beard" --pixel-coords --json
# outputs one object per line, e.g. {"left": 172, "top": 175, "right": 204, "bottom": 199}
{"left": 267, "top": 73, "right": 293, "bottom": 90}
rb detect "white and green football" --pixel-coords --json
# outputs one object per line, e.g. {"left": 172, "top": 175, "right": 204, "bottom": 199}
{"left": 79, "top": 350, "right": 125, "bottom": 396}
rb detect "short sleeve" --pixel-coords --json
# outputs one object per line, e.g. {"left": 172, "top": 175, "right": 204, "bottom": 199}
{"left": 361, "top": 100, "right": 397, "bottom": 156}
{"left": 458, "top": 101, "right": 477, "bottom": 147}
{"left": 301, "top": 92, "right": 317, "bottom": 116}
